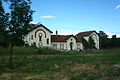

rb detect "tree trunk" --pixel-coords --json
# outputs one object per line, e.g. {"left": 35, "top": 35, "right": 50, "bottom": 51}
{"left": 9, "top": 43, "right": 13, "bottom": 69}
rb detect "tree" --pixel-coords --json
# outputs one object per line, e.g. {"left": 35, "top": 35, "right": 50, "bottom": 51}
{"left": 3, "top": 0, "right": 34, "bottom": 69}
{"left": 81, "top": 37, "right": 89, "bottom": 49}
{"left": 88, "top": 36, "right": 96, "bottom": 49}
{"left": 98, "top": 31, "right": 110, "bottom": 49}
{"left": 110, "top": 35, "right": 118, "bottom": 48}
{"left": 9, "top": 0, "right": 34, "bottom": 46}
{"left": 0, "top": 0, "right": 9, "bottom": 47}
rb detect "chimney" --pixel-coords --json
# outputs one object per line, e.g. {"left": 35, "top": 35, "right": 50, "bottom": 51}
{"left": 56, "top": 30, "right": 58, "bottom": 36}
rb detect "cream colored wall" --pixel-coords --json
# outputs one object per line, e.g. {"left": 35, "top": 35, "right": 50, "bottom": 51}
{"left": 90, "top": 32, "right": 99, "bottom": 49}
{"left": 83, "top": 32, "right": 99, "bottom": 49}
{"left": 76, "top": 43, "right": 83, "bottom": 50}
{"left": 51, "top": 42, "right": 67, "bottom": 50}
{"left": 66, "top": 36, "right": 76, "bottom": 50}
{"left": 25, "top": 26, "right": 52, "bottom": 47}
{"left": 51, "top": 36, "right": 78, "bottom": 51}
{"left": 24, "top": 26, "right": 99, "bottom": 50}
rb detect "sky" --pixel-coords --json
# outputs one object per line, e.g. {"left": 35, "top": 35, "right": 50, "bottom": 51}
{"left": 3, "top": 0, "right": 120, "bottom": 37}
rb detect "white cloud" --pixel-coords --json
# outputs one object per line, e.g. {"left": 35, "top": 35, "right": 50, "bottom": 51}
{"left": 107, "top": 32, "right": 120, "bottom": 38}
{"left": 115, "top": 5, "right": 120, "bottom": 9}
{"left": 40, "top": 15, "right": 55, "bottom": 18}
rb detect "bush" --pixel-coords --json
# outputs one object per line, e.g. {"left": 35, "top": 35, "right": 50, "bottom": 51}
{"left": 37, "top": 47, "right": 61, "bottom": 55}
{"left": 13, "top": 47, "right": 37, "bottom": 55}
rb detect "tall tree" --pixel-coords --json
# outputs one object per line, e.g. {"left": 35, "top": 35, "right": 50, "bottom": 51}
{"left": 3, "top": 0, "right": 34, "bottom": 69}
{"left": 9, "top": 0, "right": 34, "bottom": 46}
{"left": 110, "top": 35, "right": 118, "bottom": 48}
{"left": 99, "top": 31, "right": 110, "bottom": 49}
{"left": 88, "top": 36, "right": 96, "bottom": 49}
{"left": 0, "top": 0, "right": 9, "bottom": 47}
{"left": 81, "top": 37, "right": 89, "bottom": 49}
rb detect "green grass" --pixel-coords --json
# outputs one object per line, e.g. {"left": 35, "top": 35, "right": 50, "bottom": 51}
{"left": 0, "top": 47, "right": 120, "bottom": 80}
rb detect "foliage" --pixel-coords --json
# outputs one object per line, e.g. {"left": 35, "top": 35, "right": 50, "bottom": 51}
{"left": 36, "top": 47, "right": 61, "bottom": 55}
{"left": 0, "top": 0, "right": 34, "bottom": 47}
{"left": 99, "top": 31, "right": 120, "bottom": 49}
{"left": 0, "top": 46, "right": 62, "bottom": 55}
{"left": 88, "top": 36, "right": 96, "bottom": 49}
{"left": 0, "top": 0, "right": 9, "bottom": 47}
{"left": 81, "top": 37, "right": 89, "bottom": 49}
{"left": 8, "top": 0, "right": 34, "bottom": 46}
{"left": 99, "top": 31, "right": 110, "bottom": 49}
{"left": 0, "top": 49, "right": 120, "bottom": 80}
{"left": 110, "top": 35, "right": 119, "bottom": 48}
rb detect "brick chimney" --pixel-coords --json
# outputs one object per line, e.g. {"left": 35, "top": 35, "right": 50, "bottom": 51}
{"left": 56, "top": 30, "right": 58, "bottom": 36}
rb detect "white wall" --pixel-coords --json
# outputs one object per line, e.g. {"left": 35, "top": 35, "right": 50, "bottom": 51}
{"left": 25, "top": 26, "right": 52, "bottom": 47}
{"left": 83, "top": 32, "right": 99, "bottom": 49}
{"left": 51, "top": 36, "right": 79, "bottom": 51}
{"left": 90, "top": 32, "right": 99, "bottom": 49}
{"left": 76, "top": 43, "right": 83, "bottom": 50}
{"left": 24, "top": 26, "right": 99, "bottom": 50}
{"left": 66, "top": 36, "right": 76, "bottom": 50}
{"left": 51, "top": 42, "right": 67, "bottom": 50}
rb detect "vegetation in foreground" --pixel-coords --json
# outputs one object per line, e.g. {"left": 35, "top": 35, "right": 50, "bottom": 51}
{"left": 0, "top": 47, "right": 120, "bottom": 80}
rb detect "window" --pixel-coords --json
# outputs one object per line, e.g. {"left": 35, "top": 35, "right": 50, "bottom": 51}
{"left": 60, "top": 44, "right": 64, "bottom": 50}
{"left": 38, "top": 42, "right": 42, "bottom": 46}
{"left": 53, "top": 44, "right": 57, "bottom": 49}
{"left": 39, "top": 36, "right": 42, "bottom": 41}
{"left": 47, "top": 39, "right": 49, "bottom": 44}
{"left": 77, "top": 44, "right": 80, "bottom": 49}
{"left": 39, "top": 33, "right": 42, "bottom": 41}
{"left": 31, "top": 35, "right": 33, "bottom": 40}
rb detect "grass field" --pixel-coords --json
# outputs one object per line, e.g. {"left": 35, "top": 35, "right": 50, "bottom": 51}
{"left": 0, "top": 47, "right": 120, "bottom": 80}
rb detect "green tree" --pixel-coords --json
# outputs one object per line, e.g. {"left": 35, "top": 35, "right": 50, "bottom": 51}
{"left": 110, "top": 35, "right": 118, "bottom": 48}
{"left": 9, "top": 0, "right": 34, "bottom": 46}
{"left": 3, "top": 0, "right": 34, "bottom": 69}
{"left": 99, "top": 31, "right": 110, "bottom": 49}
{"left": 0, "top": 0, "right": 9, "bottom": 47}
{"left": 81, "top": 37, "right": 89, "bottom": 49}
{"left": 88, "top": 36, "right": 96, "bottom": 49}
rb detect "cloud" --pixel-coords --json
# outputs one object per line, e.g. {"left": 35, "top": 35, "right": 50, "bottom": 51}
{"left": 40, "top": 15, "right": 55, "bottom": 18}
{"left": 115, "top": 5, "right": 120, "bottom": 9}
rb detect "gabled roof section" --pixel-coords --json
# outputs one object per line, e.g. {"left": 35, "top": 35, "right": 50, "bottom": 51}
{"left": 75, "top": 30, "right": 97, "bottom": 42}
{"left": 76, "top": 30, "right": 97, "bottom": 37}
{"left": 29, "top": 24, "right": 53, "bottom": 33}
{"left": 51, "top": 35, "right": 76, "bottom": 42}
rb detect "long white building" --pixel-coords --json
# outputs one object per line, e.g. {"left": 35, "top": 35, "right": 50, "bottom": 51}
{"left": 24, "top": 24, "right": 100, "bottom": 51}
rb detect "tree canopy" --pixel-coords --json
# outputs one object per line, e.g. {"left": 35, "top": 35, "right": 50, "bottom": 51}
{"left": 0, "top": 0, "right": 34, "bottom": 47}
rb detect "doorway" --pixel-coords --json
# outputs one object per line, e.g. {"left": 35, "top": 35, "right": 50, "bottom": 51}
{"left": 70, "top": 42, "right": 73, "bottom": 50}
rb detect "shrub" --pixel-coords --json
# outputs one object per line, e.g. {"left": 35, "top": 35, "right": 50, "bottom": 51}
{"left": 13, "top": 47, "right": 37, "bottom": 55}
{"left": 37, "top": 47, "right": 61, "bottom": 55}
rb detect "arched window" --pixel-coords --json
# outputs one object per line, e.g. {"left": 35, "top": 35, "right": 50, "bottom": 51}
{"left": 39, "top": 33, "right": 42, "bottom": 41}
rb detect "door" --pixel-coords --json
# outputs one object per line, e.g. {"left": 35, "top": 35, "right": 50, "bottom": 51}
{"left": 70, "top": 42, "right": 73, "bottom": 50}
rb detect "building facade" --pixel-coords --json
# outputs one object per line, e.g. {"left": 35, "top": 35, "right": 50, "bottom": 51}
{"left": 24, "top": 24, "right": 100, "bottom": 51}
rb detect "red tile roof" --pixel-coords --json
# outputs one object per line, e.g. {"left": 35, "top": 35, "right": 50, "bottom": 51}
{"left": 51, "top": 35, "right": 75, "bottom": 42}
{"left": 76, "top": 30, "right": 96, "bottom": 37}
{"left": 75, "top": 30, "right": 97, "bottom": 42}
{"left": 51, "top": 31, "right": 97, "bottom": 42}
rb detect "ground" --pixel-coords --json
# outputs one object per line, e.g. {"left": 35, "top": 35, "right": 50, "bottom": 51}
{"left": 0, "top": 49, "right": 120, "bottom": 80}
